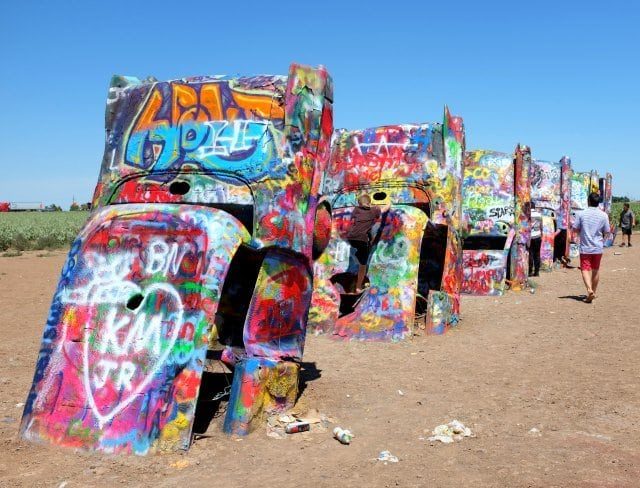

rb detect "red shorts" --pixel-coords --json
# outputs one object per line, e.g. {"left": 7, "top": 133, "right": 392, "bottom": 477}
{"left": 580, "top": 253, "right": 602, "bottom": 271}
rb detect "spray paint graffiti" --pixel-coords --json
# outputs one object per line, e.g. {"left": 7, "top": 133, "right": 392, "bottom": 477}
{"left": 509, "top": 145, "right": 531, "bottom": 289}
{"left": 461, "top": 150, "right": 516, "bottom": 295}
{"left": 531, "top": 159, "right": 562, "bottom": 212}
{"left": 600, "top": 173, "right": 614, "bottom": 246}
{"left": 21, "top": 64, "right": 334, "bottom": 452}
{"left": 21, "top": 205, "right": 248, "bottom": 453}
{"left": 557, "top": 156, "right": 572, "bottom": 260}
{"left": 462, "top": 151, "right": 515, "bottom": 237}
{"left": 94, "top": 67, "right": 334, "bottom": 257}
{"left": 571, "top": 171, "right": 592, "bottom": 211}
{"left": 224, "top": 358, "right": 299, "bottom": 436}
{"left": 462, "top": 229, "right": 515, "bottom": 296}
{"left": 530, "top": 159, "right": 562, "bottom": 272}
{"left": 569, "top": 171, "right": 593, "bottom": 258}
{"left": 309, "top": 108, "right": 464, "bottom": 340}
{"left": 540, "top": 212, "right": 555, "bottom": 270}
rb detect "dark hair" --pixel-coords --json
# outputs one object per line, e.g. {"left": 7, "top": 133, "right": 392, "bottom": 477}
{"left": 358, "top": 194, "right": 371, "bottom": 205}
{"left": 588, "top": 192, "right": 600, "bottom": 207}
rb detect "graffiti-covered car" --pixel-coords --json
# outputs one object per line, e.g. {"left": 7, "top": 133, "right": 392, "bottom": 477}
{"left": 530, "top": 157, "right": 572, "bottom": 271}
{"left": 570, "top": 170, "right": 596, "bottom": 258}
{"left": 308, "top": 108, "right": 465, "bottom": 340}
{"left": 461, "top": 146, "right": 531, "bottom": 295}
{"left": 20, "top": 64, "right": 334, "bottom": 454}
{"left": 599, "top": 173, "right": 614, "bottom": 246}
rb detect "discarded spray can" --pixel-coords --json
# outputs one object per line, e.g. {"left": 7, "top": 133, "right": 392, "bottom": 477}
{"left": 333, "top": 427, "right": 354, "bottom": 444}
{"left": 285, "top": 422, "right": 310, "bottom": 434}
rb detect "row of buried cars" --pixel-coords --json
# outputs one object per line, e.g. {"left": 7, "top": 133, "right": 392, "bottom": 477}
{"left": 19, "top": 64, "right": 613, "bottom": 455}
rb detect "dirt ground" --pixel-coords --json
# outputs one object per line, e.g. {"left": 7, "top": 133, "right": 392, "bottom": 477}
{"left": 1, "top": 238, "right": 639, "bottom": 488}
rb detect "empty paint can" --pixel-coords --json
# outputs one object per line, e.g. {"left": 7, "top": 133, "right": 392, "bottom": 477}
{"left": 285, "top": 422, "right": 310, "bottom": 434}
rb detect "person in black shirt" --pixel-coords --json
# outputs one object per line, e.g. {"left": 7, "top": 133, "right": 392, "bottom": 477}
{"left": 347, "top": 194, "right": 390, "bottom": 293}
{"left": 619, "top": 203, "right": 635, "bottom": 247}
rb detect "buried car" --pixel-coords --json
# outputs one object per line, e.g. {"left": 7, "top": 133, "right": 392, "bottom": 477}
{"left": 569, "top": 170, "right": 597, "bottom": 259}
{"left": 308, "top": 108, "right": 465, "bottom": 340}
{"left": 20, "top": 64, "right": 334, "bottom": 454}
{"left": 461, "top": 146, "right": 531, "bottom": 295}
{"left": 529, "top": 157, "right": 573, "bottom": 271}
{"left": 599, "top": 172, "right": 614, "bottom": 246}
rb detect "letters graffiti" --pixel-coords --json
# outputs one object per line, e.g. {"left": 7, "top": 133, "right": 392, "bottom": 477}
{"left": 462, "top": 149, "right": 517, "bottom": 295}
{"left": 310, "top": 108, "right": 465, "bottom": 339}
{"left": 21, "top": 64, "right": 334, "bottom": 453}
{"left": 488, "top": 206, "right": 515, "bottom": 219}
{"left": 21, "top": 205, "right": 248, "bottom": 454}
{"left": 462, "top": 150, "right": 515, "bottom": 236}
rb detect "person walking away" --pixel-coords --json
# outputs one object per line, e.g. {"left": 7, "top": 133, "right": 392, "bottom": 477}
{"left": 346, "top": 194, "right": 390, "bottom": 293}
{"left": 529, "top": 204, "right": 542, "bottom": 276}
{"left": 572, "top": 192, "right": 611, "bottom": 303}
{"left": 619, "top": 203, "right": 635, "bottom": 247}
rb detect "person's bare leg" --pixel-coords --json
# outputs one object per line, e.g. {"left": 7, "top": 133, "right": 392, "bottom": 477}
{"left": 581, "top": 268, "right": 594, "bottom": 302}
{"left": 355, "top": 264, "right": 367, "bottom": 292}
{"left": 591, "top": 269, "right": 600, "bottom": 296}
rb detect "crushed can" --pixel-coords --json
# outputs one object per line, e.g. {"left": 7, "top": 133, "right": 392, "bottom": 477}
{"left": 285, "top": 422, "right": 310, "bottom": 434}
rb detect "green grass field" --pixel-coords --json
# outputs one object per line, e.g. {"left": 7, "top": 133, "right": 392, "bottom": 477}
{"left": 0, "top": 211, "right": 90, "bottom": 251}
{"left": 0, "top": 202, "right": 637, "bottom": 253}
{"left": 611, "top": 202, "right": 640, "bottom": 229}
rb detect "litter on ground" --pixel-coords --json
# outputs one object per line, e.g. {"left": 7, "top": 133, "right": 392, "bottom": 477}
{"left": 427, "top": 420, "right": 473, "bottom": 444}
{"left": 377, "top": 450, "right": 399, "bottom": 463}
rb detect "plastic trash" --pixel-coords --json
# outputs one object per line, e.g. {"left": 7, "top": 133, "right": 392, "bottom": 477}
{"left": 427, "top": 419, "right": 473, "bottom": 443}
{"left": 377, "top": 450, "right": 399, "bottom": 463}
{"left": 333, "top": 427, "right": 354, "bottom": 444}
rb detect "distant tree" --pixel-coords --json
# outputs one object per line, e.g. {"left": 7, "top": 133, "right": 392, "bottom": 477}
{"left": 70, "top": 202, "right": 80, "bottom": 211}
{"left": 612, "top": 196, "right": 630, "bottom": 203}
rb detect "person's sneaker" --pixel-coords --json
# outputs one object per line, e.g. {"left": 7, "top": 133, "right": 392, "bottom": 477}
{"left": 620, "top": 243, "right": 626, "bottom": 247}
{"left": 585, "top": 291, "right": 595, "bottom": 303}
{"left": 629, "top": 243, "right": 633, "bottom": 247}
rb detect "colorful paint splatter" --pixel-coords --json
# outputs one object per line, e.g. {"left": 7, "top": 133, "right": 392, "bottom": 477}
{"left": 531, "top": 159, "right": 561, "bottom": 271}
{"left": 461, "top": 150, "right": 515, "bottom": 295}
{"left": 510, "top": 145, "right": 532, "bottom": 289}
{"left": 569, "top": 170, "right": 594, "bottom": 258}
{"left": 309, "top": 108, "right": 465, "bottom": 340}
{"left": 21, "top": 64, "right": 334, "bottom": 453}
{"left": 462, "top": 230, "right": 515, "bottom": 296}
{"left": 601, "top": 173, "right": 614, "bottom": 247}
{"left": 21, "top": 205, "right": 248, "bottom": 453}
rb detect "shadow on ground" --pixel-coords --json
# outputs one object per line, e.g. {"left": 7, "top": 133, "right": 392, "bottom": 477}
{"left": 559, "top": 295, "right": 587, "bottom": 302}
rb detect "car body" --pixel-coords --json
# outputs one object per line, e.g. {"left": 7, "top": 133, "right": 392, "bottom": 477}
{"left": 20, "top": 64, "right": 334, "bottom": 453}
{"left": 569, "top": 170, "right": 597, "bottom": 258}
{"left": 461, "top": 146, "right": 531, "bottom": 295}
{"left": 308, "top": 108, "right": 465, "bottom": 340}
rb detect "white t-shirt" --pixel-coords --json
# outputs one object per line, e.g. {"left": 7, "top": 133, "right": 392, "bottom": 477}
{"left": 531, "top": 210, "right": 542, "bottom": 239}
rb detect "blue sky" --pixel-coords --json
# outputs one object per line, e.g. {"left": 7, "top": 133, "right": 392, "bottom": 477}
{"left": 1, "top": 0, "right": 638, "bottom": 206}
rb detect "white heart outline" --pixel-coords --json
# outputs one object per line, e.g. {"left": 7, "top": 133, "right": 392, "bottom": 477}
{"left": 82, "top": 282, "right": 184, "bottom": 428}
